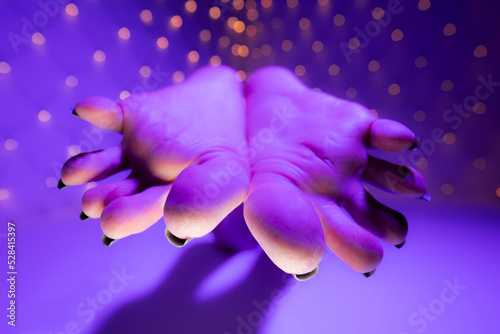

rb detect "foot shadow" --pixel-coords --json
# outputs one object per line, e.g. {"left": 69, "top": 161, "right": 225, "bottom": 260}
{"left": 96, "top": 243, "right": 292, "bottom": 334}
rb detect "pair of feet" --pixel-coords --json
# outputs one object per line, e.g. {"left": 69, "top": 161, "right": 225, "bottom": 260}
{"left": 59, "top": 66, "right": 427, "bottom": 280}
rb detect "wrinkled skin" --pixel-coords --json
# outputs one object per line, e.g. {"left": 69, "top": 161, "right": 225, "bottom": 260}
{"left": 60, "top": 66, "right": 427, "bottom": 278}
{"left": 60, "top": 66, "right": 250, "bottom": 243}
{"left": 243, "top": 67, "right": 426, "bottom": 277}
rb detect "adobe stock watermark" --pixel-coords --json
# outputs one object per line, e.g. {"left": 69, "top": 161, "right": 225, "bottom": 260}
{"left": 225, "top": 252, "right": 334, "bottom": 334}
{"left": 384, "top": 73, "right": 499, "bottom": 189}
{"left": 187, "top": 105, "right": 299, "bottom": 211}
{"left": 7, "top": 0, "right": 71, "bottom": 54}
{"left": 340, "top": 0, "right": 407, "bottom": 63}
{"left": 398, "top": 277, "right": 467, "bottom": 334}
{"left": 48, "top": 267, "right": 135, "bottom": 334}
{"left": 51, "top": 65, "right": 169, "bottom": 179}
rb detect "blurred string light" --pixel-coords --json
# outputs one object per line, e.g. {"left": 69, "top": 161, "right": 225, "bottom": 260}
{"left": 391, "top": 29, "right": 404, "bottom": 42}
{"left": 443, "top": 23, "right": 456, "bottom": 36}
{"left": 334, "top": 14, "right": 345, "bottom": 26}
{"left": 388, "top": 83, "right": 400, "bottom": 95}
{"left": 418, "top": 0, "right": 431, "bottom": 11}
{"left": 473, "top": 158, "right": 486, "bottom": 170}
{"left": 120, "top": 91, "right": 131, "bottom": 100}
{"left": 140, "top": 9, "right": 153, "bottom": 24}
{"left": 157, "top": 37, "right": 169, "bottom": 49}
{"left": 188, "top": 51, "right": 200, "bottom": 63}
{"left": 38, "top": 110, "right": 51, "bottom": 122}
{"left": 415, "top": 56, "right": 427, "bottom": 68}
{"left": 140, "top": 66, "right": 151, "bottom": 77}
{"left": 66, "top": 75, "right": 78, "bottom": 87}
{"left": 200, "top": 29, "right": 211, "bottom": 42}
{"left": 118, "top": 27, "right": 130, "bottom": 40}
{"left": 170, "top": 15, "right": 183, "bottom": 29}
{"left": 328, "top": 64, "right": 340, "bottom": 76}
{"left": 441, "top": 79, "right": 453, "bottom": 92}
{"left": 209, "top": 7, "right": 221, "bottom": 19}
{"left": 0, "top": 61, "right": 11, "bottom": 74}
{"left": 368, "top": 60, "right": 380, "bottom": 72}
{"left": 4, "top": 139, "right": 18, "bottom": 150}
{"left": 32, "top": 32, "right": 45, "bottom": 45}
{"left": 414, "top": 110, "right": 426, "bottom": 122}
{"left": 185, "top": 1, "right": 197, "bottom": 13}
{"left": 65, "top": 3, "right": 78, "bottom": 16}
{"left": 474, "top": 45, "right": 487, "bottom": 58}
{"left": 93, "top": 50, "right": 106, "bottom": 62}
{"left": 210, "top": 55, "right": 221, "bottom": 66}
{"left": 172, "top": 71, "right": 185, "bottom": 83}
{"left": 46, "top": 177, "right": 58, "bottom": 188}
{"left": 0, "top": 189, "right": 9, "bottom": 201}
{"left": 441, "top": 183, "right": 454, "bottom": 195}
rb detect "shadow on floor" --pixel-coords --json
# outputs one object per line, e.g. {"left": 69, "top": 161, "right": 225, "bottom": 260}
{"left": 96, "top": 242, "right": 293, "bottom": 334}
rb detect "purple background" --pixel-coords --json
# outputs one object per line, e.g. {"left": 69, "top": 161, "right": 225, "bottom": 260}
{"left": 0, "top": 0, "right": 499, "bottom": 333}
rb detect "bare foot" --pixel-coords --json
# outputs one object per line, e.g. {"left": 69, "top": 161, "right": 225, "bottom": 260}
{"left": 60, "top": 66, "right": 250, "bottom": 244}
{"left": 243, "top": 66, "right": 427, "bottom": 278}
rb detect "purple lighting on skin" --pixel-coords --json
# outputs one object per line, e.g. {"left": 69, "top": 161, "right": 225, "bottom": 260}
{"left": 0, "top": 1, "right": 499, "bottom": 334}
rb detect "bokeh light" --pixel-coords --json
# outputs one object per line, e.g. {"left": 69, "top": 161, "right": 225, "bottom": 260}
{"left": 5, "top": 139, "right": 18, "bottom": 150}
{"left": 443, "top": 132, "right": 456, "bottom": 144}
{"left": 0, "top": 61, "right": 11, "bottom": 74}
{"left": 418, "top": 0, "right": 431, "bottom": 11}
{"left": 328, "top": 64, "right": 339, "bottom": 76}
{"left": 282, "top": 40, "right": 293, "bottom": 52}
{"left": 140, "top": 9, "right": 153, "bottom": 23}
{"left": 346, "top": 87, "right": 357, "bottom": 99}
{"left": 38, "top": 110, "right": 51, "bottom": 122}
{"left": 118, "top": 27, "right": 130, "bottom": 40}
{"left": 391, "top": 29, "right": 404, "bottom": 42}
{"left": 441, "top": 79, "right": 454, "bottom": 92}
{"left": 414, "top": 110, "right": 426, "bottom": 122}
{"left": 200, "top": 29, "right": 211, "bottom": 42}
{"left": 32, "top": 32, "right": 46, "bottom": 45}
{"left": 295, "top": 65, "right": 306, "bottom": 77}
{"left": 65, "top": 3, "right": 78, "bottom": 16}
{"left": 65, "top": 75, "right": 78, "bottom": 87}
{"left": 170, "top": 15, "right": 183, "bottom": 28}
{"left": 209, "top": 7, "right": 221, "bottom": 19}
{"left": 157, "top": 37, "right": 169, "bottom": 49}
{"left": 312, "top": 41, "right": 324, "bottom": 53}
{"left": 473, "top": 102, "right": 486, "bottom": 114}
{"left": 140, "top": 66, "right": 151, "bottom": 77}
{"left": 299, "top": 18, "right": 311, "bottom": 30}
{"left": 333, "top": 14, "right": 345, "bottom": 26}
{"left": 388, "top": 83, "right": 401, "bottom": 95}
{"left": 46, "top": 177, "right": 58, "bottom": 188}
{"left": 188, "top": 51, "right": 200, "bottom": 63}
{"left": 473, "top": 158, "right": 487, "bottom": 170}
{"left": 415, "top": 56, "right": 427, "bottom": 68}
{"left": 474, "top": 45, "right": 487, "bottom": 58}
{"left": 443, "top": 23, "right": 456, "bottom": 36}
{"left": 210, "top": 55, "right": 221, "bottom": 66}
{"left": 368, "top": 60, "right": 380, "bottom": 72}
{"left": 93, "top": 50, "right": 106, "bottom": 62}
{"left": 0, "top": 189, "right": 9, "bottom": 201}
{"left": 185, "top": 1, "right": 197, "bottom": 13}
{"left": 441, "top": 183, "right": 454, "bottom": 195}
{"left": 173, "top": 71, "right": 185, "bottom": 83}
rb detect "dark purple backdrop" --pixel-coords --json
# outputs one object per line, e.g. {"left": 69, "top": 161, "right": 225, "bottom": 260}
{"left": 0, "top": 0, "right": 499, "bottom": 333}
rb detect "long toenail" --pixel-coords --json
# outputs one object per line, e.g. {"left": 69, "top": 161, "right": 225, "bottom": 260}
{"left": 80, "top": 211, "right": 90, "bottom": 221}
{"left": 102, "top": 234, "right": 117, "bottom": 246}
{"left": 293, "top": 266, "right": 319, "bottom": 281}
{"left": 58, "top": 179, "right": 68, "bottom": 190}
{"left": 165, "top": 228, "right": 191, "bottom": 247}
{"left": 363, "top": 269, "right": 376, "bottom": 278}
